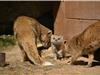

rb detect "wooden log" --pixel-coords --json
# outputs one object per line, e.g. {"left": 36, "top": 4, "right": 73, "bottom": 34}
{"left": 0, "top": 53, "right": 5, "bottom": 67}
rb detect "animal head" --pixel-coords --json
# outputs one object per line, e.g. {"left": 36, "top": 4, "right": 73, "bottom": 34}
{"left": 64, "top": 41, "right": 72, "bottom": 58}
{"left": 41, "top": 30, "right": 52, "bottom": 48}
{"left": 57, "top": 40, "right": 69, "bottom": 59}
{"left": 51, "top": 35, "right": 64, "bottom": 45}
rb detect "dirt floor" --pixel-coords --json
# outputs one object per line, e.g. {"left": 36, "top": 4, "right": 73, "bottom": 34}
{"left": 0, "top": 45, "right": 100, "bottom": 75}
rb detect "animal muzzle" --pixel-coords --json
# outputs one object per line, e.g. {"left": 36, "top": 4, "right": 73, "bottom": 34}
{"left": 42, "top": 43, "right": 49, "bottom": 48}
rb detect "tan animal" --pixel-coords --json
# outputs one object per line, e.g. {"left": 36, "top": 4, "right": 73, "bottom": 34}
{"left": 65, "top": 21, "right": 100, "bottom": 67}
{"left": 13, "top": 16, "right": 52, "bottom": 65}
{"left": 51, "top": 35, "right": 66, "bottom": 60}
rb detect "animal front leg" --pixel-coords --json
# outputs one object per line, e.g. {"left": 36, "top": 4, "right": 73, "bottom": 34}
{"left": 70, "top": 55, "right": 78, "bottom": 65}
{"left": 51, "top": 44, "right": 58, "bottom": 60}
{"left": 57, "top": 50, "right": 63, "bottom": 59}
{"left": 70, "top": 51, "right": 81, "bottom": 65}
{"left": 87, "top": 54, "right": 94, "bottom": 67}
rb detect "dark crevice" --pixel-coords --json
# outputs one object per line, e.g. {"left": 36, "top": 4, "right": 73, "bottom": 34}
{"left": 0, "top": 1, "right": 60, "bottom": 35}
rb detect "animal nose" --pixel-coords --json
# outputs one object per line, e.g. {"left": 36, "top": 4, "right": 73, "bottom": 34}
{"left": 55, "top": 40, "right": 57, "bottom": 41}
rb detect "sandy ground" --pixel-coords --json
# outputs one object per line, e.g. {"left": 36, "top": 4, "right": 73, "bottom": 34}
{"left": 0, "top": 45, "right": 100, "bottom": 75}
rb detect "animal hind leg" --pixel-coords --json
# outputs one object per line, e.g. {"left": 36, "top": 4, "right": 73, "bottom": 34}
{"left": 18, "top": 42, "right": 27, "bottom": 62}
{"left": 21, "top": 38, "right": 43, "bottom": 65}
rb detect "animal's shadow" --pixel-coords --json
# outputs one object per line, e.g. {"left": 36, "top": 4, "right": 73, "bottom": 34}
{"left": 73, "top": 61, "right": 100, "bottom": 67}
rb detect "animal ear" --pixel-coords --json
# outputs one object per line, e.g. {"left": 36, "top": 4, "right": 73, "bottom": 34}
{"left": 60, "top": 36, "right": 64, "bottom": 39}
{"left": 47, "top": 30, "right": 52, "bottom": 37}
{"left": 64, "top": 40, "right": 67, "bottom": 44}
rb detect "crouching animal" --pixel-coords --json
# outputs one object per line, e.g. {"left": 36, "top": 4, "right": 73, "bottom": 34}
{"left": 13, "top": 16, "right": 52, "bottom": 65}
{"left": 51, "top": 35, "right": 66, "bottom": 60}
{"left": 65, "top": 21, "right": 100, "bottom": 67}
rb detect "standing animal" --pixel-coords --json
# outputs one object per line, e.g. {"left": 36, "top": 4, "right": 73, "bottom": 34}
{"left": 51, "top": 35, "right": 66, "bottom": 60}
{"left": 65, "top": 21, "right": 100, "bottom": 67}
{"left": 13, "top": 16, "right": 52, "bottom": 65}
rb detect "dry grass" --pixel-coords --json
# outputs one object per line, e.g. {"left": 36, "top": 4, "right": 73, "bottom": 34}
{"left": 0, "top": 35, "right": 16, "bottom": 51}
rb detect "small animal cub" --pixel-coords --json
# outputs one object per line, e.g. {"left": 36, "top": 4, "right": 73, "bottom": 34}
{"left": 51, "top": 35, "right": 66, "bottom": 60}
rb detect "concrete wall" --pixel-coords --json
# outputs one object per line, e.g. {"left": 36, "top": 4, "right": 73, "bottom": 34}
{"left": 54, "top": 1, "right": 100, "bottom": 41}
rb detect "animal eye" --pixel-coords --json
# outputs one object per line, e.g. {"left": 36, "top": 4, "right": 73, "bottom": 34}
{"left": 58, "top": 38, "right": 60, "bottom": 40}
{"left": 53, "top": 37, "right": 55, "bottom": 39}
